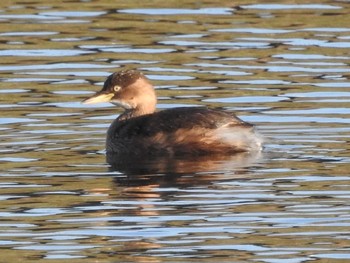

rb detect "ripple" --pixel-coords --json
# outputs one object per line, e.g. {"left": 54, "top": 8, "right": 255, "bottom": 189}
{"left": 240, "top": 4, "right": 341, "bottom": 10}
{"left": 0, "top": 157, "right": 38, "bottom": 162}
{"left": 313, "top": 253, "right": 350, "bottom": 260}
{"left": 313, "top": 82, "right": 350, "bottom": 88}
{"left": 140, "top": 67, "right": 196, "bottom": 73}
{"left": 204, "top": 96, "right": 286, "bottom": 103}
{"left": 302, "top": 27, "right": 350, "bottom": 32}
{"left": 248, "top": 115, "right": 350, "bottom": 124}
{"left": 0, "top": 14, "right": 61, "bottom": 20}
{"left": 0, "top": 89, "right": 29, "bottom": 93}
{"left": 221, "top": 79, "right": 291, "bottom": 85}
{"left": 212, "top": 28, "right": 293, "bottom": 34}
{"left": 273, "top": 53, "right": 350, "bottom": 60}
{"left": 201, "top": 70, "right": 251, "bottom": 76}
{"left": 52, "top": 90, "right": 92, "bottom": 95}
{"left": 16, "top": 244, "right": 97, "bottom": 251}
{"left": 1, "top": 78, "right": 65, "bottom": 82}
{"left": 185, "top": 62, "right": 235, "bottom": 68}
{"left": 157, "top": 103, "right": 201, "bottom": 109}
{"left": 39, "top": 11, "right": 106, "bottom": 17}
{"left": 283, "top": 91, "right": 350, "bottom": 98}
{"left": 0, "top": 183, "right": 49, "bottom": 189}
{"left": 169, "top": 33, "right": 207, "bottom": 38}
{"left": 22, "top": 71, "right": 107, "bottom": 77}
{"left": 320, "top": 41, "right": 350, "bottom": 48}
{"left": 0, "top": 49, "right": 94, "bottom": 57}
{"left": 284, "top": 38, "right": 326, "bottom": 46}
{"left": 47, "top": 101, "right": 113, "bottom": 108}
{"left": 118, "top": 8, "right": 233, "bottom": 15}
{"left": 266, "top": 108, "right": 350, "bottom": 115}
{"left": 45, "top": 254, "right": 85, "bottom": 260}
{"left": 148, "top": 74, "right": 195, "bottom": 81}
{"left": 103, "top": 47, "right": 175, "bottom": 54}
{"left": 0, "top": 240, "right": 33, "bottom": 245}
{"left": 51, "top": 36, "right": 96, "bottom": 42}
{"left": 0, "top": 31, "right": 57, "bottom": 36}
{"left": 0, "top": 63, "right": 114, "bottom": 71}
{"left": 160, "top": 40, "right": 270, "bottom": 49}
{"left": 0, "top": 117, "right": 42, "bottom": 124}
{"left": 79, "top": 44, "right": 176, "bottom": 54}
{"left": 111, "top": 59, "right": 159, "bottom": 65}
{"left": 232, "top": 64, "right": 350, "bottom": 73}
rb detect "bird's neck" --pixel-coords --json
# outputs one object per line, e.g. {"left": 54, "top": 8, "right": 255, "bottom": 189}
{"left": 117, "top": 104, "right": 156, "bottom": 121}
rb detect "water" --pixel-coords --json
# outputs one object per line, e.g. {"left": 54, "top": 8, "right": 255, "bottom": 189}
{"left": 0, "top": 0, "right": 349, "bottom": 262}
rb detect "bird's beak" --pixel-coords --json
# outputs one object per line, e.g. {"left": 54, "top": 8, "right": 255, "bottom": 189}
{"left": 82, "top": 91, "right": 114, "bottom": 104}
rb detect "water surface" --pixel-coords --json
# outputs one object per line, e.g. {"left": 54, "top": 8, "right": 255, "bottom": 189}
{"left": 0, "top": 0, "right": 349, "bottom": 262}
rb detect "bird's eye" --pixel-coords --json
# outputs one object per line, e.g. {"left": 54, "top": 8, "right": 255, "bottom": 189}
{"left": 113, "top": 86, "right": 121, "bottom": 92}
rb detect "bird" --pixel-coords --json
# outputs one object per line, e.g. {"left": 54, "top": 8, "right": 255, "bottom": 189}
{"left": 83, "top": 69, "right": 262, "bottom": 157}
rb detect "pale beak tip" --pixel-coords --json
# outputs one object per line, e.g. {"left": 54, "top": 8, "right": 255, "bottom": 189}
{"left": 81, "top": 98, "right": 93, "bottom": 104}
{"left": 81, "top": 92, "right": 114, "bottom": 105}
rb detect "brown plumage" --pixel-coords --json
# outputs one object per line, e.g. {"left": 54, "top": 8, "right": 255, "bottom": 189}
{"left": 83, "top": 69, "right": 262, "bottom": 157}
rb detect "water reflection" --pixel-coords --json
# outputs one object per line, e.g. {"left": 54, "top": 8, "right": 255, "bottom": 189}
{"left": 240, "top": 3, "right": 341, "bottom": 10}
{"left": 107, "top": 151, "right": 262, "bottom": 176}
{"left": 118, "top": 8, "right": 234, "bottom": 15}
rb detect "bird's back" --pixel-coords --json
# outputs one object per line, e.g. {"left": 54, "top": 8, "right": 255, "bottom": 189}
{"left": 106, "top": 107, "right": 262, "bottom": 156}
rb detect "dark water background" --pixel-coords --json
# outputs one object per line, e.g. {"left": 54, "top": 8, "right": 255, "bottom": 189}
{"left": 0, "top": 0, "right": 349, "bottom": 262}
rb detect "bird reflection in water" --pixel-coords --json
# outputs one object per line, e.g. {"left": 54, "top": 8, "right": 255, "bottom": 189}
{"left": 108, "top": 150, "right": 263, "bottom": 187}
{"left": 99, "top": 150, "right": 263, "bottom": 258}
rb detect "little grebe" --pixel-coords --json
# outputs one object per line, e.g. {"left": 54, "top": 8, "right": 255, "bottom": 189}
{"left": 83, "top": 70, "right": 262, "bottom": 156}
